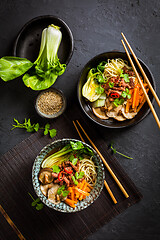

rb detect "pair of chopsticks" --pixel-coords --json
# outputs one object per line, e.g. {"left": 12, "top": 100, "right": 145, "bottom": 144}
{"left": 73, "top": 120, "right": 129, "bottom": 204}
{"left": 121, "top": 33, "right": 160, "bottom": 129}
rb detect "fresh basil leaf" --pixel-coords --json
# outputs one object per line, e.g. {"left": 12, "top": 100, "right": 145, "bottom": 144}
{"left": 95, "top": 86, "right": 104, "bottom": 94}
{"left": 0, "top": 56, "right": 33, "bottom": 81}
{"left": 52, "top": 165, "right": 60, "bottom": 173}
{"left": 109, "top": 82, "right": 114, "bottom": 88}
{"left": 49, "top": 129, "right": 57, "bottom": 138}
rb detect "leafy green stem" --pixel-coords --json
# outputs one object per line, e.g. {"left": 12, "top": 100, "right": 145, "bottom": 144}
{"left": 11, "top": 118, "right": 57, "bottom": 138}
{"left": 110, "top": 143, "right": 133, "bottom": 160}
{"left": 28, "top": 192, "right": 35, "bottom": 201}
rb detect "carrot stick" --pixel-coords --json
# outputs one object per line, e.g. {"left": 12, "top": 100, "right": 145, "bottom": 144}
{"left": 76, "top": 180, "right": 85, "bottom": 199}
{"left": 65, "top": 199, "right": 76, "bottom": 208}
{"left": 79, "top": 182, "right": 87, "bottom": 201}
{"left": 75, "top": 187, "right": 90, "bottom": 196}
{"left": 71, "top": 187, "right": 74, "bottom": 201}
{"left": 125, "top": 101, "right": 130, "bottom": 113}
{"left": 86, "top": 187, "right": 91, "bottom": 192}
{"left": 86, "top": 182, "right": 93, "bottom": 189}
{"left": 132, "top": 87, "right": 138, "bottom": 109}
{"left": 135, "top": 87, "right": 140, "bottom": 107}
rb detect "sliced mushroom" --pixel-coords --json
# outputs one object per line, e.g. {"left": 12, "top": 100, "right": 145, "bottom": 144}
{"left": 38, "top": 168, "right": 54, "bottom": 184}
{"left": 114, "top": 115, "right": 126, "bottom": 121}
{"left": 48, "top": 184, "right": 60, "bottom": 204}
{"left": 40, "top": 183, "right": 54, "bottom": 197}
{"left": 122, "top": 106, "right": 137, "bottom": 119}
{"left": 106, "top": 105, "right": 126, "bottom": 121}
{"left": 92, "top": 107, "right": 109, "bottom": 120}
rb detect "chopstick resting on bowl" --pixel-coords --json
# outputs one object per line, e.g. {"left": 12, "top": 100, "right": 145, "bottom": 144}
{"left": 121, "top": 33, "right": 160, "bottom": 108}
{"left": 73, "top": 120, "right": 130, "bottom": 202}
{"left": 73, "top": 121, "right": 117, "bottom": 204}
{"left": 121, "top": 33, "right": 160, "bottom": 129}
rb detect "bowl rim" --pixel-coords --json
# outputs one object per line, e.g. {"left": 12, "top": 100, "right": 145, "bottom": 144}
{"left": 77, "top": 51, "right": 156, "bottom": 128}
{"left": 13, "top": 15, "right": 74, "bottom": 65}
{"left": 32, "top": 138, "right": 105, "bottom": 213}
{"left": 35, "top": 87, "right": 67, "bottom": 119}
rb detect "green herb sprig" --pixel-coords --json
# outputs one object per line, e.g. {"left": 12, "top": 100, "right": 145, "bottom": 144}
{"left": 28, "top": 192, "right": 44, "bottom": 210}
{"left": 57, "top": 185, "right": 69, "bottom": 197}
{"left": 113, "top": 98, "right": 125, "bottom": 107}
{"left": 69, "top": 155, "right": 78, "bottom": 165}
{"left": 11, "top": 118, "right": 57, "bottom": 138}
{"left": 110, "top": 143, "right": 133, "bottom": 159}
{"left": 95, "top": 85, "right": 104, "bottom": 94}
{"left": 120, "top": 73, "right": 130, "bottom": 83}
{"left": 109, "top": 82, "right": 114, "bottom": 88}
{"left": 121, "top": 88, "right": 131, "bottom": 99}
{"left": 75, "top": 171, "right": 84, "bottom": 179}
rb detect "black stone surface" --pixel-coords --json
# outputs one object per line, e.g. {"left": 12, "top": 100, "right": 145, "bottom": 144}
{"left": 0, "top": 0, "right": 160, "bottom": 240}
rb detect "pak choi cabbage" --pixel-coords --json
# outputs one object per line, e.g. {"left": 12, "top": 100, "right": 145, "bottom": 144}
{"left": 0, "top": 24, "right": 66, "bottom": 90}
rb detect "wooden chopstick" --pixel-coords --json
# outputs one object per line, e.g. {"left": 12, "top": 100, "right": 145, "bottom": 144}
{"left": 73, "top": 120, "right": 118, "bottom": 204}
{"left": 104, "top": 180, "right": 117, "bottom": 204}
{"left": 121, "top": 39, "right": 160, "bottom": 129}
{"left": 75, "top": 120, "right": 129, "bottom": 199}
{"left": 0, "top": 205, "right": 26, "bottom": 240}
{"left": 121, "top": 32, "right": 160, "bottom": 108}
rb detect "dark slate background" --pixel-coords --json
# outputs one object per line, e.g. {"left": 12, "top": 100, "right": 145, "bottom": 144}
{"left": 0, "top": 0, "right": 160, "bottom": 239}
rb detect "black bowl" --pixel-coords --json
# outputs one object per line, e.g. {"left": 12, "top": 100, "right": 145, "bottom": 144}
{"left": 13, "top": 15, "right": 74, "bottom": 64}
{"left": 77, "top": 51, "right": 155, "bottom": 128}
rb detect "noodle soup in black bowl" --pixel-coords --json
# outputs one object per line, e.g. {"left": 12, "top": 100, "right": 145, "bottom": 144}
{"left": 77, "top": 51, "right": 155, "bottom": 128}
{"left": 32, "top": 139, "right": 105, "bottom": 213}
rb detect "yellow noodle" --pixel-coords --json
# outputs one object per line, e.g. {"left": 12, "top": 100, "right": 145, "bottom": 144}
{"left": 103, "top": 58, "right": 132, "bottom": 80}
{"left": 79, "top": 157, "right": 97, "bottom": 187}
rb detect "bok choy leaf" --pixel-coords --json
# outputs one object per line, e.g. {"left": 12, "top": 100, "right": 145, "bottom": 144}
{"left": 0, "top": 57, "right": 33, "bottom": 81}
{"left": 0, "top": 24, "right": 66, "bottom": 90}
{"left": 23, "top": 24, "right": 66, "bottom": 90}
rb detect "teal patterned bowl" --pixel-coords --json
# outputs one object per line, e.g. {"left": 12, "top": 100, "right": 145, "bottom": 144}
{"left": 32, "top": 139, "right": 105, "bottom": 213}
